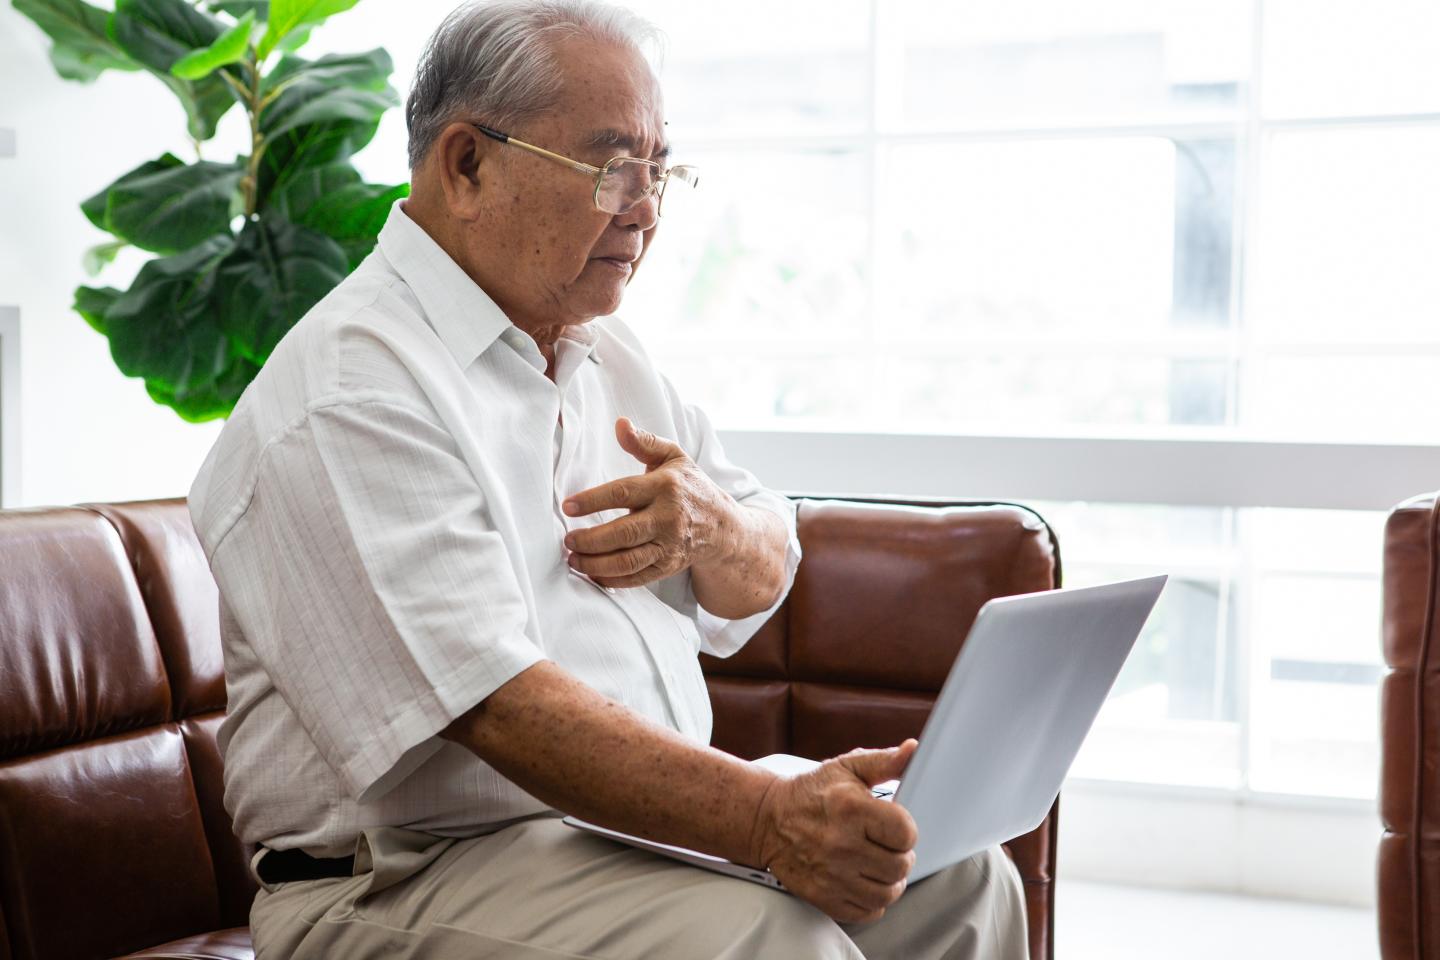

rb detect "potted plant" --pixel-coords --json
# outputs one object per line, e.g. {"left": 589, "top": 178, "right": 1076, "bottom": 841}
{"left": 12, "top": 0, "right": 406, "bottom": 420}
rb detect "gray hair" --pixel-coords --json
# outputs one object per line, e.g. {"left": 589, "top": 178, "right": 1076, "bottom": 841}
{"left": 405, "top": 0, "right": 663, "bottom": 170}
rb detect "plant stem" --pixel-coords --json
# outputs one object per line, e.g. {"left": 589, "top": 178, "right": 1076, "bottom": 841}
{"left": 244, "top": 55, "right": 264, "bottom": 218}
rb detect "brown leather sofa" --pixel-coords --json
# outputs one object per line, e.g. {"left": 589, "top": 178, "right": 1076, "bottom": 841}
{"left": 1381, "top": 492, "right": 1439, "bottom": 959}
{"left": 0, "top": 495, "right": 1060, "bottom": 960}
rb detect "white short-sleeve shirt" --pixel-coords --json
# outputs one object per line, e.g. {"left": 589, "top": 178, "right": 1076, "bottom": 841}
{"left": 187, "top": 201, "right": 802, "bottom": 857}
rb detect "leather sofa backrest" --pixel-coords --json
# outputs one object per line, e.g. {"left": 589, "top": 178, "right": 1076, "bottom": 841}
{"left": 0, "top": 501, "right": 256, "bottom": 960}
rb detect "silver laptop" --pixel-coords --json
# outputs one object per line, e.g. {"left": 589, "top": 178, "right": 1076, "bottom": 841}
{"left": 565, "top": 574, "right": 1168, "bottom": 889}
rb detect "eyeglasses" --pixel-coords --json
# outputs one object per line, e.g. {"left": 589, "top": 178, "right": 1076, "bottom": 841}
{"left": 473, "top": 123, "right": 699, "bottom": 216}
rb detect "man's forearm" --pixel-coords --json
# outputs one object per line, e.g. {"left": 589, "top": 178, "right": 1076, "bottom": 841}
{"left": 440, "top": 660, "right": 778, "bottom": 866}
{"left": 691, "top": 504, "right": 789, "bottom": 620}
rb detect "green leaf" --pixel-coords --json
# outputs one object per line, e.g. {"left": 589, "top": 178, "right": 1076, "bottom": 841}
{"left": 104, "top": 235, "right": 237, "bottom": 400}
{"left": 108, "top": 160, "right": 244, "bottom": 253}
{"left": 175, "top": 72, "right": 240, "bottom": 141}
{"left": 255, "top": 49, "right": 396, "bottom": 199}
{"left": 83, "top": 154, "right": 182, "bottom": 231}
{"left": 264, "top": 162, "right": 406, "bottom": 268}
{"left": 170, "top": 9, "right": 255, "bottom": 80}
{"left": 260, "top": 46, "right": 389, "bottom": 94}
{"left": 12, "top": 0, "right": 140, "bottom": 82}
{"left": 144, "top": 352, "right": 261, "bottom": 422}
{"left": 81, "top": 166, "right": 134, "bottom": 233}
{"left": 73, "top": 284, "right": 124, "bottom": 335}
{"left": 216, "top": 217, "right": 348, "bottom": 364}
{"left": 110, "top": 0, "right": 238, "bottom": 140}
{"left": 262, "top": 161, "right": 361, "bottom": 220}
{"left": 82, "top": 239, "right": 128, "bottom": 276}
{"left": 83, "top": 153, "right": 243, "bottom": 253}
{"left": 110, "top": 0, "right": 224, "bottom": 69}
{"left": 277, "top": 23, "right": 311, "bottom": 53}
{"left": 207, "top": 0, "right": 267, "bottom": 18}
{"left": 257, "top": 0, "right": 358, "bottom": 59}
{"left": 295, "top": 179, "right": 407, "bottom": 270}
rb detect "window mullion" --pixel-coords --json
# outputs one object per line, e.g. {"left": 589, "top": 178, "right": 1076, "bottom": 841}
{"left": 1232, "top": 0, "right": 1270, "bottom": 799}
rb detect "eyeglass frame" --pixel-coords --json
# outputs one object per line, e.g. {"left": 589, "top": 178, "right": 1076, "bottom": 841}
{"left": 472, "top": 123, "right": 698, "bottom": 216}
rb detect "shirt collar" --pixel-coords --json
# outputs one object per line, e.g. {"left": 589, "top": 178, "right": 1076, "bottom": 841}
{"left": 377, "top": 199, "right": 607, "bottom": 371}
{"left": 377, "top": 199, "right": 512, "bottom": 370}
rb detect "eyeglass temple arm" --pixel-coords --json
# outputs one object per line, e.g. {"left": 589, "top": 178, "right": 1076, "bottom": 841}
{"left": 473, "top": 123, "right": 509, "bottom": 143}
{"left": 472, "top": 123, "right": 600, "bottom": 176}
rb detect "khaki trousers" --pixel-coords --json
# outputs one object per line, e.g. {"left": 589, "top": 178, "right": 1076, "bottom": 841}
{"left": 251, "top": 816, "right": 1030, "bottom": 959}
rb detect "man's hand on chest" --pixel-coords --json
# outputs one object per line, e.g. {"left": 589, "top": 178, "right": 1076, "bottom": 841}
{"left": 560, "top": 416, "right": 739, "bottom": 590}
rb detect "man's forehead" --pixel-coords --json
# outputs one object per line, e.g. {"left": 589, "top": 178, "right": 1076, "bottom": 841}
{"left": 547, "top": 34, "right": 667, "bottom": 156}
{"left": 581, "top": 126, "right": 670, "bottom": 159}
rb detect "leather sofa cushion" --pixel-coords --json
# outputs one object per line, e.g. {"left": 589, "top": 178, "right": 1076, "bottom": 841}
{"left": 117, "top": 927, "right": 254, "bottom": 960}
{"left": 0, "top": 728, "right": 221, "bottom": 958}
{"left": 705, "top": 677, "right": 789, "bottom": 760}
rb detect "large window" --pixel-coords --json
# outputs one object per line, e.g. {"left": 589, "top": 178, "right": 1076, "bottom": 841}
{"left": 1041, "top": 502, "right": 1383, "bottom": 800}
{"left": 615, "top": 0, "right": 1440, "bottom": 802}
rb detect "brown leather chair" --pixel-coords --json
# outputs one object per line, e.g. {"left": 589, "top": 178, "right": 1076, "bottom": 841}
{"left": 0, "top": 495, "right": 1060, "bottom": 960}
{"left": 1381, "top": 492, "right": 1439, "bottom": 959}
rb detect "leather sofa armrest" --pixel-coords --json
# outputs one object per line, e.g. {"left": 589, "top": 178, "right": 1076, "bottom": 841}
{"left": 1379, "top": 492, "right": 1438, "bottom": 960}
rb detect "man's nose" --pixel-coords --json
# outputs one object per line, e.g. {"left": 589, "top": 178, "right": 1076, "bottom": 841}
{"left": 615, "top": 187, "right": 660, "bottom": 231}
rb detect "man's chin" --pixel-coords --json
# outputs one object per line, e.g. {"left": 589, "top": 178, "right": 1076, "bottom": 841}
{"left": 570, "top": 278, "right": 629, "bottom": 319}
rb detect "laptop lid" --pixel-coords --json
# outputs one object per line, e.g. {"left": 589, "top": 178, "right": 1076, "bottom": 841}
{"left": 899, "top": 574, "right": 1167, "bottom": 880}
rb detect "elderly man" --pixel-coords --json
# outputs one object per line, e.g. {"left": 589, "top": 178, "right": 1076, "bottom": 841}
{"left": 188, "top": 1, "right": 1029, "bottom": 957}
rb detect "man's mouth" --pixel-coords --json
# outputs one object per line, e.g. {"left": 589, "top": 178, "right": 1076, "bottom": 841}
{"left": 592, "top": 255, "right": 637, "bottom": 272}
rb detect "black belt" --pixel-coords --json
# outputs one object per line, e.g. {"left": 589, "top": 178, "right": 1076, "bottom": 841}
{"left": 257, "top": 846, "right": 356, "bottom": 883}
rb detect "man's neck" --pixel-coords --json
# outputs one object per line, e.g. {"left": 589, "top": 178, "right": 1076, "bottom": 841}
{"left": 402, "top": 197, "right": 572, "bottom": 370}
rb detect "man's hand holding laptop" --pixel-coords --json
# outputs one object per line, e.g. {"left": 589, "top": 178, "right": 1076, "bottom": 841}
{"left": 566, "top": 575, "right": 1169, "bottom": 925}
{"left": 749, "top": 739, "right": 921, "bottom": 924}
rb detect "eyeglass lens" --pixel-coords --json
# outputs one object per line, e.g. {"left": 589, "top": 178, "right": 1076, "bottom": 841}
{"left": 597, "top": 159, "right": 663, "bottom": 215}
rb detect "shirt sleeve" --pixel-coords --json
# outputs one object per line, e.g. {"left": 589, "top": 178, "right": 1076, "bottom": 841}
{"left": 645, "top": 377, "right": 803, "bottom": 659}
{"left": 207, "top": 397, "right": 544, "bottom": 802}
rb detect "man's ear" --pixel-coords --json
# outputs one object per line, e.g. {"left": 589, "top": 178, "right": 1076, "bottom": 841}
{"left": 431, "top": 121, "right": 491, "bottom": 220}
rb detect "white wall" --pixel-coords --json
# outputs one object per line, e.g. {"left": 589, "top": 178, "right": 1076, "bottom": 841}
{"left": 1, "top": 6, "right": 219, "bottom": 506}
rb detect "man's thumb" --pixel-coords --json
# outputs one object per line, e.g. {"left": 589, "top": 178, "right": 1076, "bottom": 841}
{"left": 615, "top": 417, "right": 672, "bottom": 467}
{"left": 840, "top": 739, "right": 919, "bottom": 786}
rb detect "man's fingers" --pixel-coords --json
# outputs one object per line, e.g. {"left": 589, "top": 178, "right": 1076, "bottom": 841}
{"left": 563, "top": 475, "right": 655, "bottom": 517}
{"left": 839, "top": 901, "right": 888, "bottom": 925}
{"left": 837, "top": 739, "right": 918, "bottom": 787}
{"left": 862, "top": 805, "right": 919, "bottom": 854}
{"left": 859, "top": 849, "right": 915, "bottom": 886}
{"left": 615, "top": 417, "right": 685, "bottom": 470}
{"left": 569, "top": 543, "right": 665, "bottom": 579}
{"left": 850, "top": 875, "right": 908, "bottom": 913}
{"left": 565, "top": 514, "right": 654, "bottom": 554}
